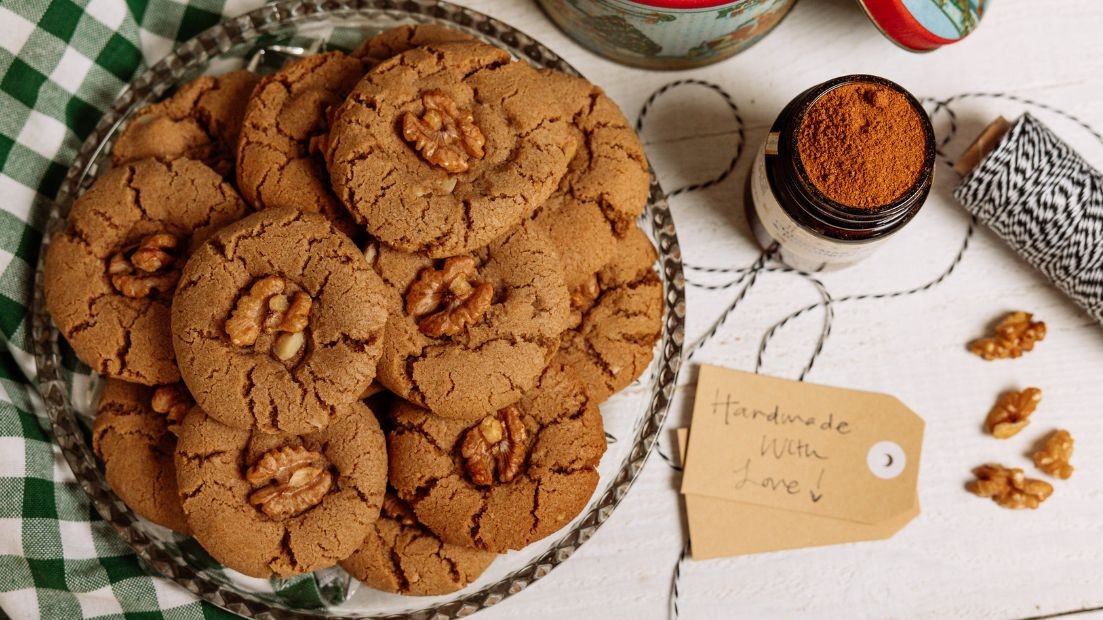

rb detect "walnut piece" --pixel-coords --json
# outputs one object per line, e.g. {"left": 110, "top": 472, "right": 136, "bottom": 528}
{"left": 967, "top": 463, "right": 1053, "bottom": 509}
{"left": 405, "top": 256, "right": 493, "bottom": 337}
{"left": 1033, "top": 429, "right": 1074, "bottom": 479}
{"left": 225, "top": 276, "right": 313, "bottom": 358}
{"left": 382, "top": 494, "right": 418, "bottom": 526}
{"left": 570, "top": 274, "right": 600, "bottom": 311}
{"left": 461, "top": 405, "right": 528, "bottom": 486}
{"left": 246, "top": 446, "right": 332, "bottom": 519}
{"left": 969, "top": 311, "right": 1047, "bottom": 360}
{"left": 108, "top": 232, "right": 181, "bottom": 298}
{"left": 150, "top": 383, "right": 193, "bottom": 431}
{"left": 401, "top": 90, "right": 486, "bottom": 173}
{"left": 983, "top": 387, "right": 1042, "bottom": 439}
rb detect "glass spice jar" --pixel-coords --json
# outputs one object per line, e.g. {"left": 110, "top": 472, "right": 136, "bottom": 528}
{"left": 746, "top": 74, "right": 936, "bottom": 271}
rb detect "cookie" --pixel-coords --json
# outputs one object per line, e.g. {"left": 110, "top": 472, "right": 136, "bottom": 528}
{"left": 327, "top": 40, "right": 577, "bottom": 257}
{"left": 92, "top": 379, "right": 192, "bottom": 534}
{"left": 558, "top": 226, "right": 663, "bottom": 404}
{"left": 388, "top": 361, "right": 606, "bottom": 552}
{"left": 351, "top": 23, "right": 476, "bottom": 65}
{"left": 532, "top": 70, "right": 651, "bottom": 291}
{"left": 174, "top": 401, "right": 387, "bottom": 578}
{"left": 172, "top": 207, "right": 389, "bottom": 434}
{"left": 341, "top": 493, "right": 496, "bottom": 596}
{"left": 236, "top": 52, "right": 364, "bottom": 235}
{"left": 371, "top": 221, "right": 571, "bottom": 420}
{"left": 113, "top": 71, "right": 260, "bottom": 176}
{"left": 44, "top": 158, "right": 250, "bottom": 385}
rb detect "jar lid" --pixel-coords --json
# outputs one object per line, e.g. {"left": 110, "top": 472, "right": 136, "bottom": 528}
{"left": 855, "top": 0, "right": 986, "bottom": 52}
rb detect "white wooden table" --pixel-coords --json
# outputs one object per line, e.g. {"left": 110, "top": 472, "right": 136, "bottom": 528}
{"left": 464, "top": 1, "right": 1103, "bottom": 618}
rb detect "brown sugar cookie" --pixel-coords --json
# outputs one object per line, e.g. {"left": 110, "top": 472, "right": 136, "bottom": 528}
{"left": 370, "top": 221, "right": 571, "bottom": 420}
{"left": 236, "top": 52, "right": 364, "bottom": 235}
{"left": 388, "top": 361, "right": 606, "bottom": 553}
{"left": 327, "top": 40, "right": 577, "bottom": 257}
{"left": 113, "top": 71, "right": 260, "bottom": 176}
{"left": 559, "top": 226, "right": 662, "bottom": 404}
{"left": 174, "top": 401, "right": 387, "bottom": 578}
{"left": 44, "top": 158, "right": 250, "bottom": 385}
{"left": 341, "top": 493, "right": 496, "bottom": 595}
{"left": 93, "top": 379, "right": 192, "bottom": 534}
{"left": 532, "top": 69, "right": 651, "bottom": 291}
{"left": 172, "top": 207, "right": 390, "bottom": 434}
{"left": 351, "top": 23, "right": 476, "bottom": 65}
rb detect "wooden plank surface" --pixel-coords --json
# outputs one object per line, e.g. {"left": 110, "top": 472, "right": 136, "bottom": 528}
{"left": 459, "top": 1, "right": 1103, "bottom": 618}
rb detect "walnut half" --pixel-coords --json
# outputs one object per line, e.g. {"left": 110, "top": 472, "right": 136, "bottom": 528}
{"left": 108, "top": 232, "right": 181, "bottom": 298}
{"left": 405, "top": 256, "right": 493, "bottom": 337}
{"left": 225, "top": 275, "right": 313, "bottom": 360}
{"left": 246, "top": 446, "right": 332, "bottom": 519}
{"left": 461, "top": 405, "right": 528, "bottom": 486}
{"left": 967, "top": 463, "right": 1053, "bottom": 509}
{"left": 401, "top": 90, "right": 486, "bottom": 173}
{"left": 1033, "top": 429, "right": 1074, "bottom": 480}
{"left": 983, "top": 387, "right": 1041, "bottom": 439}
{"left": 969, "top": 311, "right": 1046, "bottom": 360}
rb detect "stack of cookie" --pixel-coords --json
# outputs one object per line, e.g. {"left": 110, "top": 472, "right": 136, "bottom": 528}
{"left": 44, "top": 23, "right": 662, "bottom": 597}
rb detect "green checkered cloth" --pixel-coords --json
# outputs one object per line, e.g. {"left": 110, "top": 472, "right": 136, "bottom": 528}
{"left": 0, "top": 1, "right": 343, "bottom": 617}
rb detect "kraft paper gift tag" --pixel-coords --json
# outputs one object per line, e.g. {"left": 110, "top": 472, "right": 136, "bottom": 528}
{"left": 678, "top": 364, "right": 923, "bottom": 560}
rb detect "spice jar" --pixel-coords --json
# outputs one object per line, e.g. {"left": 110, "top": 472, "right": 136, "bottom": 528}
{"left": 747, "top": 75, "right": 935, "bottom": 271}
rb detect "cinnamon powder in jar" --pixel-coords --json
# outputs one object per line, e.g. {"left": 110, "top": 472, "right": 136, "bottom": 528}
{"left": 797, "top": 82, "right": 927, "bottom": 208}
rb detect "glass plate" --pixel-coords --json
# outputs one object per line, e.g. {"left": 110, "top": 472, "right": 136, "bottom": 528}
{"left": 29, "top": 1, "right": 685, "bottom": 617}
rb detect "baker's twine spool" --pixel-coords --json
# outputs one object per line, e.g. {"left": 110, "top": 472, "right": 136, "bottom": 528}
{"left": 955, "top": 113, "right": 1103, "bottom": 324}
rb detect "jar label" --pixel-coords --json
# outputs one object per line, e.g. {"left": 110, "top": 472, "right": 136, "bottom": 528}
{"left": 750, "top": 144, "right": 887, "bottom": 270}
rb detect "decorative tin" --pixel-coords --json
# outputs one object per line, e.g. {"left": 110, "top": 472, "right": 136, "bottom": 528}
{"left": 536, "top": 0, "right": 796, "bottom": 69}
{"left": 856, "top": 0, "right": 988, "bottom": 52}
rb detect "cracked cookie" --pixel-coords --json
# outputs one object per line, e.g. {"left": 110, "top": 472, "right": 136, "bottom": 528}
{"left": 369, "top": 221, "right": 571, "bottom": 420}
{"left": 236, "top": 52, "right": 364, "bottom": 235}
{"left": 351, "top": 23, "right": 476, "bottom": 66}
{"left": 172, "top": 207, "right": 390, "bottom": 434}
{"left": 558, "top": 226, "right": 662, "bottom": 404}
{"left": 532, "top": 69, "right": 651, "bottom": 291}
{"left": 326, "top": 40, "right": 576, "bottom": 257}
{"left": 44, "top": 158, "right": 250, "bottom": 385}
{"left": 388, "top": 361, "right": 606, "bottom": 553}
{"left": 174, "top": 401, "right": 387, "bottom": 578}
{"left": 113, "top": 71, "right": 260, "bottom": 176}
{"left": 341, "top": 492, "right": 496, "bottom": 595}
{"left": 93, "top": 379, "right": 191, "bottom": 534}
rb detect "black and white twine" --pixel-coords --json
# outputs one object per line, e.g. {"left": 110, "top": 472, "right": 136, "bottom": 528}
{"left": 639, "top": 81, "right": 1103, "bottom": 620}
{"left": 956, "top": 113, "right": 1103, "bottom": 324}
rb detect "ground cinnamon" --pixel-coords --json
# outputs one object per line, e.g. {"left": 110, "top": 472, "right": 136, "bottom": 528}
{"left": 797, "top": 82, "right": 926, "bottom": 208}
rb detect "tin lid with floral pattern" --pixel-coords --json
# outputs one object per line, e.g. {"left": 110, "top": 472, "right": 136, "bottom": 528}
{"left": 856, "top": 0, "right": 987, "bottom": 52}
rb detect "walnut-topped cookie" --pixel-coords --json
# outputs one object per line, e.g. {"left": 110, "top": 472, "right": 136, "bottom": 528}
{"left": 532, "top": 69, "right": 651, "bottom": 291}
{"left": 93, "top": 379, "right": 192, "bottom": 534}
{"left": 44, "top": 158, "right": 250, "bottom": 384}
{"left": 558, "top": 226, "right": 662, "bottom": 403}
{"left": 174, "top": 401, "right": 387, "bottom": 578}
{"left": 113, "top": 71, "right": 260, "bottom": 177}
{"left": 388, "top": 361, "right": 606, "bottom": 552}
{"left": 370, "top": 221, "right": 572, "bottom": 420}
{"left": 327, "top": 40, "right": 576, "bottom": 257}
{"left": 341, "top": 493, "right": 496, "bottom": 595}
{"left": 171, "top": 208, "right": 389, "bottom": 434}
